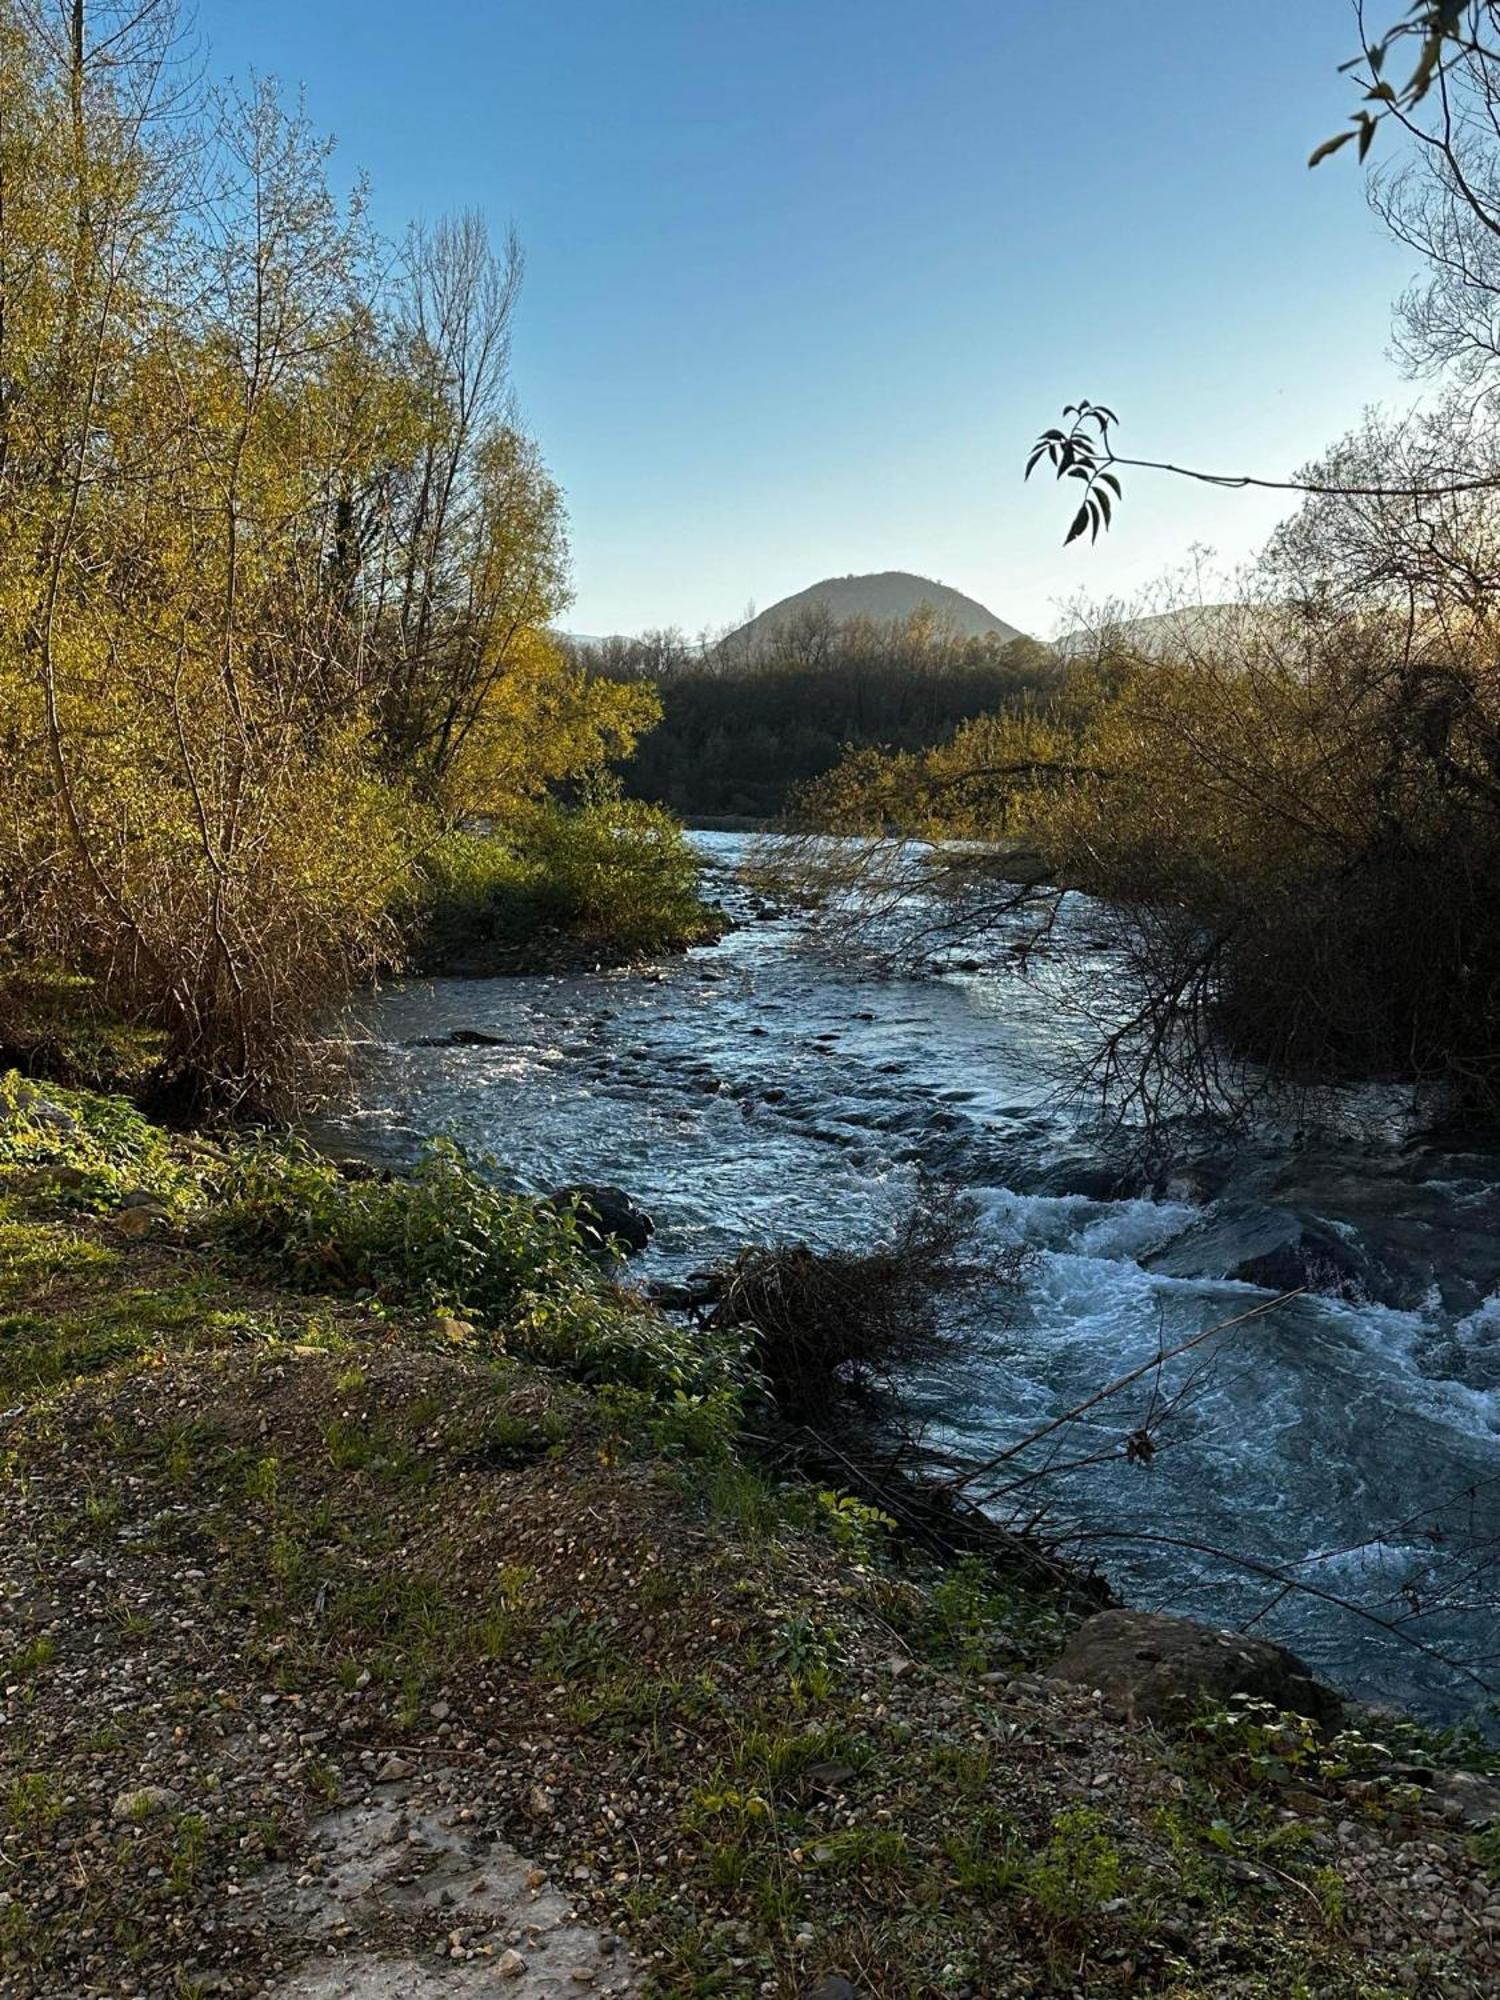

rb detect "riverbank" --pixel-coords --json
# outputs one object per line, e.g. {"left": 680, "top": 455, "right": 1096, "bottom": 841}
{"left": 326, "top": 830, "right": 1500, "bottom": 1718}
{"left": 3, "top": 1077, "right": 1499, "bottom": 1998}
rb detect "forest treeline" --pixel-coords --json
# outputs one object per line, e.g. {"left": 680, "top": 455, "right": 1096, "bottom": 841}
{"left": 574, "top": 613, "right": 1060, "bottom": 818}
{"left": 773, "top": 0, "right": 1500, "bottom": 1136}
{"left": 0, "top": 0, "right": 693, "bottom": 1111}
{"left": 794, "top": 434, "right": 1500, "bottom": 1127}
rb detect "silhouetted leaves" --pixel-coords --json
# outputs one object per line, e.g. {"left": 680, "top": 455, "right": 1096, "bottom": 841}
{"left": 1026, "top": 401, "right": 1123, "bottom": 544}
{"left": 1314, "top": 1, "right": 1481, "bottom": 167}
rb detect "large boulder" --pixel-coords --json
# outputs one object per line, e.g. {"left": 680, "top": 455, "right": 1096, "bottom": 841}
{"left": 550, "top": 1184, "right": 654, "bottom": 1257}
{"left": 1145, "top": 1201, "right": 1370, "bottom": 1302}
{"left": 1044, "top": 1609, "right": 1343, "bottom": 1731}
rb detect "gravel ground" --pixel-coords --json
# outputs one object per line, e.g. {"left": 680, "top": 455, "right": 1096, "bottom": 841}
{"left": 2, "top": 1206, "right": 1499, "bottom": 1998}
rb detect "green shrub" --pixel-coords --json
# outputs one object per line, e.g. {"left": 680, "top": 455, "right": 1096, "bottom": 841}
{"left": 901, "top": 1551, "right": 1070, "bottom": 1673}
{"left": 593, "top": 1383, "right": 744, "bottom": 1459}
{"left": 210, "top": 1137, "right": 739, "bottom": 1398}
{"left": 0, "top": 1071, "right": 193, "bottom": 1211}
{"left": 402, "top": 790, "right": 721, "bottom": 971}
{"left": 511, "top": 791, "right": 719, "bottom": 952}
{"left": 398, "top": 831, "right": 533, "bottom": 969}
{"left": 1022, "top": 1805, "right": 1139, "bottom": 1928}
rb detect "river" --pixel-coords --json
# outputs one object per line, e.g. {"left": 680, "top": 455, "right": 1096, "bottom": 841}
{"left": 319, "top": 833, "right": 1500, "bottom": 1724}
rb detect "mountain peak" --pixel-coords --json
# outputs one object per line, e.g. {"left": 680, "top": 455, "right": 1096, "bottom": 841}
{"left": 727, "top": 571, "right": 1026, "bottom": 653}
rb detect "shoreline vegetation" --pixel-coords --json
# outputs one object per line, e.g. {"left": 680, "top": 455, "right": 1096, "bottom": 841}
{"left": 400, "top": 797, "right": 727, "bottom": 981}
{"left": 0, "top": 798, "right": 724, "bottom": 1107}
{"left": 4, "top": 4, "right": 1500, "bottom": 1994}
{"left": 3, "top": 1073, "right": 1500, "bottom": 1998}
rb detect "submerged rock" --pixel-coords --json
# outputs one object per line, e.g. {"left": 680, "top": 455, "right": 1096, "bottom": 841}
{"left": 1145, "top": 1201, "right": 1372, "bottom": 1301}
{"left": 643, "top": 1274, "right": 722, "bottom": 1312}
{"left": 404, "top": 1028, "right": 506, "bottom": 1048}
{"left": 1044, "top": 1608, "right": 1343, "bottom": 1731}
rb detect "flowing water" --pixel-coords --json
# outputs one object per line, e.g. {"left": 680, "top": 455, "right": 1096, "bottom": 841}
{"left": 319, "top": 833, "right": 1500, "bottom": 1722}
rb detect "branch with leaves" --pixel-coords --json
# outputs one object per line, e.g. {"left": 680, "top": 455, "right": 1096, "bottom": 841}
{"left": 1028, "top": 6, "right": 1500, "bottom": 544}
{"left": 1026, "top": 399, "right": 1500, "bottom": 544}
{"left": 1316, "top": 0, "right": 1486, "bottom": 165}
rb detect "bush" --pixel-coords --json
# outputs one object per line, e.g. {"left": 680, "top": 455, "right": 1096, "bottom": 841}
{"left": 400, "top": 832, "right": 533, "bottom": 970}
{"left": 796, "top": 584, "right": 1500, "bottom": 1127}
{"left": 0, "top": 1071, "right": 193, "bottom": 1212}
{"left": 708, "top": 1187, "right": 1026, "bottom": 1424}
{"left": 403, "top": 791, "right": 721, "bottom": 972}
{"left": 210, "top": 1137, "right": 740, "bottom": 1398}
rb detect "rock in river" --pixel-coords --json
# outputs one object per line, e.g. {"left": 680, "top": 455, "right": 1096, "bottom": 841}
{"left": 550, "top": 1183, "right": 655, "bottom": 1256}
{"left": 1145, "top": 1200, "right": 1372, "bottom": 1301}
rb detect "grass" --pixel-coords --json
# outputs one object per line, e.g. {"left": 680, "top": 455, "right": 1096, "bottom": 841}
{"left": 0, "top": 1077, "right": 1494, "bottom": 2000}
{"left": 0, "top": 960, "right": 168, "bottom": 1093}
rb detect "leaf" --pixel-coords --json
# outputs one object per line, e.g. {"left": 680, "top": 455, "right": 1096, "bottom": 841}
{"left": 1308, "top": 128, "right": 1356, "bottom": 167}
{"left": 1064, "top": 502, "right": 1092, "bottom": 546}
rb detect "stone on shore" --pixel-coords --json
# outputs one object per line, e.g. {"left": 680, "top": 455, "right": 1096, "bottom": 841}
{"left": 1044, "top": 1608, "right": 1343, "bottom": 1731}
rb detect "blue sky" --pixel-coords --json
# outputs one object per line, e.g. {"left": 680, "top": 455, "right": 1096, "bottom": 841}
{"left": 194, "top": 0, "right": 1421, "bottom": 640}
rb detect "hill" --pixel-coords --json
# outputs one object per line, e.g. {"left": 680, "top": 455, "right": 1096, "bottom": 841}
{"left": 1054, "top": 602, "right": 1254, "bottom": 659}
{"left": 727, "top": 569, "right": 1027, "bottom": 655}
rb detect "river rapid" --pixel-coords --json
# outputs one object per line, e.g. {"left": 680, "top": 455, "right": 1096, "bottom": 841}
{"left": 320, "top": 833, "right": 1500, "bottom": 1723}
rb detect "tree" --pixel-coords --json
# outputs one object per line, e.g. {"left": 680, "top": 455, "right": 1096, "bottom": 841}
{"left": 0, "top": 0, "right": 656, "bottom": 1108}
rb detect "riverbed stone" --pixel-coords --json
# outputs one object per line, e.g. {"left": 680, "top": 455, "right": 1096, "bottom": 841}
{"left": 549, "top": 1184, "right": 654, "bottom": 1256}
{"left": 1145, "top": 1201, "right": 1371, "bottom": 1302}
{"left": 1043, "top": 1608, "right": 1343, "bottom": 1731}
{"left": 1425, "top": 1768, "right": 1500, "bottom": 1829}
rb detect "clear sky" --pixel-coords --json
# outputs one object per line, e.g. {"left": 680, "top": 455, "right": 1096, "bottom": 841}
{"left": 193, "top": 0, "right": 1422, "bottom": 641}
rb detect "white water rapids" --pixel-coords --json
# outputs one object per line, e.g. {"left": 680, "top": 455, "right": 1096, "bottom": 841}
{"left": 319, "top": 834, "right": 1500, "bottom": 1723}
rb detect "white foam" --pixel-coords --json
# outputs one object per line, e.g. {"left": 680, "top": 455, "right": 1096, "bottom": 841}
{"left": 1455, "top": 1290, "right": 1500, "bottom": 1342}
{"left": 973, "top": 1185, "right": 1195, "bottom": 1262}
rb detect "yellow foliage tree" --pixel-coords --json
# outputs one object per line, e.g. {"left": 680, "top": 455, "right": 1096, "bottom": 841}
{"left": 0, "top": 2, "right": 653, "bottom": 1108}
